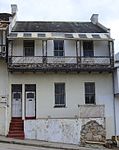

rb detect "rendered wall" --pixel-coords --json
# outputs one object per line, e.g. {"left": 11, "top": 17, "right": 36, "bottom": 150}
{"left": 0, "top": 60, "right": 8, "bottom": 135}
{"left": 115, "top": 97, "right": 119, "bottom": 135}
{"left": 24, "top": 118, "right": 105, "bottom": 144}
{"left": 9, "top": 72, "right": 114, "bottom": 139}
{"left": 24, "top": 119, "right": 80, "bottom": 144}
{"left": 0, "top": 105, "right": 5, "bottom": 135}
{"left": 12, "top": 39, "right": 109, "bottom": 57}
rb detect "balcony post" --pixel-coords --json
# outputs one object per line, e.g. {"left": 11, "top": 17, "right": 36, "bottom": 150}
{"left": 108, "top": 41, "right": 114, "bottom": 67}
{"left": 42, "top": 40, "right": 47, "bottom": 64}
{"left": 80, "top": 41, "right": 81, "bottom": 64}
{"left": 76, "top": 40, "right": 79, "bottom": 66}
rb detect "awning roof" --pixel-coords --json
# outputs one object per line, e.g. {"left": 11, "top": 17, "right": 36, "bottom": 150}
{"left": 8, "top": 32, "right": 113, "bottom": 41}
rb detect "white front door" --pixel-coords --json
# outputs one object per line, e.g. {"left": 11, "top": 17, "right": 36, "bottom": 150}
{"left": 12, "top": 92, "right": 22, "bottom": 117}
{"left": 26, "top": 92, "right": 35, "bottom": 118}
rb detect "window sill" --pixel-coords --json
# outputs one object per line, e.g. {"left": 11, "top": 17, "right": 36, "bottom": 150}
{"left": 54, "top": 105, "right": 66, "bottom": 108}
{"left": 85, "top": 103, "right": 96, "bottom": 105}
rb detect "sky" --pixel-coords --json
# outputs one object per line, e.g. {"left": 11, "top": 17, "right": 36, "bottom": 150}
{"left": 0, "top": 0, "right": 119, "bottom": 53}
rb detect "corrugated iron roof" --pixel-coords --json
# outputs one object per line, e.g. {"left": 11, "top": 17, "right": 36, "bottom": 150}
{"left": 12, "top": 21, "right": 108, "bottom": 33}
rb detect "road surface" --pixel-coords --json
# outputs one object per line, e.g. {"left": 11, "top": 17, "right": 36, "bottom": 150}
{"left": 0, "top": 142, "right": 62, "bottom": 150}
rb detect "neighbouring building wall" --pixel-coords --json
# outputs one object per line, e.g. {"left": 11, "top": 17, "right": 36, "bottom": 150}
{"left": 9, "top": 72, "right": 114, "bottom": 142}
{"left": 0, "top": 105, "right": 6, "bottom": 135}
{"left": 114, "top": 68, "right": 119, "bottom": 94}
{"left": 115, "top": 97, "right": 119, "bottom": 135}
{"left": 0, "top": 60, "right": 8, "bottom": 135}
{"left": 0, "top": 60, "right": 8, "bottom": 96}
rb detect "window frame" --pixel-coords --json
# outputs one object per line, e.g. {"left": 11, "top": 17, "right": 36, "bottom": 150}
{"left": 54, "top": 83, "right": 66, "bottom": 108}
{"left": 83, "top": 41, "right": 94, "bottom": 57}
{"left": 23, "top": 40, "right": 34, "bottom": 57}
{"left": 85, "top": 82, "right": 95, "bottom": 104}
{"left": 54, "top": 40, "right": 64, "bottom": 57}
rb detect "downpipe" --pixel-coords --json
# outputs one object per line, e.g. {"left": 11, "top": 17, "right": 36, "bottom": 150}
{"left": 112, "top": 72, "right": 118, "bottom": 144}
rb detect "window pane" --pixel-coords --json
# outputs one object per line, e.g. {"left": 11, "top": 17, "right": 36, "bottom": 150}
{"left": 55, "top": 83, "right": 65, "bottom": 106}
{"left": 54, "top": 41, "right": 59, "bottom": 50}
{"left": 58, "top": 41, "right": 63, "bottom": 50}
{"left": 83, "top": 41, "right": 94, "bottom": 57}
{"left": 24, "top": 40, "right": 34, "bottom": 56}
{"left": 54, "top": 51, "right": 58, "bottom": 56}
{"left": 27, "top": 93, "right": 34, "bottom": 98}
{"left": 14, "top": 93, "right": 21, "bottom": 99}
{"left": 58, "top": 51, "right": 64, "bottom": 56}
{"left": 54, "top": 40, "right": 64, "bottom": 57}
{"left": 25, "top": 47, "right": 34, "bottom": 56}
{"left": 84, "top": 50, "right": 94, "bottom": 57}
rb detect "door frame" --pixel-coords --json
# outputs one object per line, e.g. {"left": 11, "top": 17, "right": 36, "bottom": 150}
{"left": 25, "top": 84, "right": 36, "bottom": 119}
{"left": 11, "top": 84, "right": 22, "bottom": 119}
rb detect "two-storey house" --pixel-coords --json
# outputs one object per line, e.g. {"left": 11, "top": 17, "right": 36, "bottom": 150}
{"left": 6, "top": 9, "right": 115, "bottom": 144}
{"left": 0, "top": 4, "right": 116, "bottom": 145}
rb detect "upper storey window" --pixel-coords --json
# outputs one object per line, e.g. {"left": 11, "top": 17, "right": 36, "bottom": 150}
{"left": 54, "top": 40, "right": 64, "bottom": 57}
{"left": 83, "top": 41, "right": 94, "bottom": 57}
{"left": 24, "top": 40, "right": 34, "bottom": 56}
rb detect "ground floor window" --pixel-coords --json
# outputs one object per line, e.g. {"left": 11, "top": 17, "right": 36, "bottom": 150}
{"left": 85, "top": 82, "right": 95, "bottom": 104}
{"left": 54, "top": 83, "right": 65, "bottom": 107}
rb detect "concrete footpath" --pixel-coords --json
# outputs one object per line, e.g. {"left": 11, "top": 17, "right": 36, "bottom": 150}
{"left": 0, "top": 136, "right": 111, "bottom": 150}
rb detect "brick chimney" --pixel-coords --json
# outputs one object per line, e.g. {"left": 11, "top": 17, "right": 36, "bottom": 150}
{"left": 11, "top": 4, "right": 18, "bottom": 14}
{"left": 90, "top": 14, "right": 99, "bottom": 24}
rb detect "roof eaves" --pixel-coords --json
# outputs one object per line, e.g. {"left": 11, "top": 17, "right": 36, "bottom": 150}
{"left": 96, "top": 22, "right": 110, "bottom": 33}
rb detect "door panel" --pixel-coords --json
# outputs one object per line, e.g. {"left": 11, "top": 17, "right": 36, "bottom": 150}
{"left": 25, "top": 92, "right": 35, "bottom": 117}
{"left": 12, "top": 92, "right": 22, "bottom": 117}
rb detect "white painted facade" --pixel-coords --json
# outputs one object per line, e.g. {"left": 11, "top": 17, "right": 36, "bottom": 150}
{"left": 8, "top": 72, "right": 114, "bottom": 141}
{"left": 11, "top": 39, "right": 109, "bottom": 57}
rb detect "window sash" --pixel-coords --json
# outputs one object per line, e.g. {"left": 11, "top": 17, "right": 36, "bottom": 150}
{"left": 83, "top": 41, "right": 94, "bottom": 57}
{"left": 54, "top": 40, "right": 64, "bottom": 57}
{"left": 24, "top": 40, "right": 34, "bottom": 56}
{"left": 85, "top": 82, "right": 95, "bottom": 104}
{"left": 55, "top": 83, "right": 65, "bottom": 107}
{"left": 24, "top": 47, "right": 34, "bottom": 56}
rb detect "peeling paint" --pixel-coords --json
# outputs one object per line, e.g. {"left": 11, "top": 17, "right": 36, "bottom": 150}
{"left": 24, "top": 119, "right": 80, "bottom": 144}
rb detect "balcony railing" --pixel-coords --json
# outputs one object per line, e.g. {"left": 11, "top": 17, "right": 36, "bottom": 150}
{"left": 8, "top": 56, "right": 113, "bottom": 72}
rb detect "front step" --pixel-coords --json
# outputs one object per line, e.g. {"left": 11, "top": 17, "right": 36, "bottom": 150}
{"left": 7, "top": 118, "right": 24, "bottom": 139}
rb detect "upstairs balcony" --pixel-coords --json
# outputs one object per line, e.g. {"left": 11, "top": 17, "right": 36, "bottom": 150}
{"left": 8, "top": 55, "right": 114, "bottom": 72}
{"left": 7, "top": 37, "right": 114, "bottom": 72}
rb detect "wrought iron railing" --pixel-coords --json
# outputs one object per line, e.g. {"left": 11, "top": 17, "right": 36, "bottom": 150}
{"left": 8, "top": 56, "right": 113, "bottom": 70}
